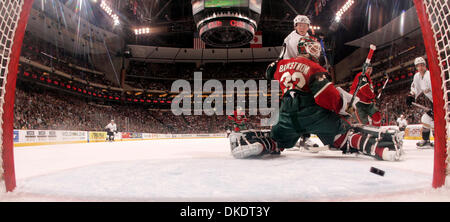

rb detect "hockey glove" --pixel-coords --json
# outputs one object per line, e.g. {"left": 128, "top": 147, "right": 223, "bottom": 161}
{"left": 265, "top": 61, "right": 278, "bottom": 80}
{"left": 406, "top": 94, "right": 415, "bottom": 107}
{"left": 427, "top": 109, "right": 434, "bottom": 119}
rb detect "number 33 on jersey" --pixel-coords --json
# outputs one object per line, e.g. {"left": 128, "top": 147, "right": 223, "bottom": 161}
{"left": 268, "top": 56, "right": 345, "bottom": 115}
{"left": 274, "top": 57, "right": 327, "bottom": 93}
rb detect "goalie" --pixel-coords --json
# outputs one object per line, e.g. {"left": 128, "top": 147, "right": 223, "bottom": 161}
{"left": 229, "top": 37, "right": 403, "bottom": 161}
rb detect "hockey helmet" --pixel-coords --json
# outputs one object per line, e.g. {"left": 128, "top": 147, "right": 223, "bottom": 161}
{"left": 414, "top": 57, "right": 426, "bottom": 66}
{"left": 293, "top": 15, "right": 310, "bottom": 26}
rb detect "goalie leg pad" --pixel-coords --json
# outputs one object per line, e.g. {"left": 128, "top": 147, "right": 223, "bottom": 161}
{"left": 346, "top": 126, "right": 403, "bottom": 161}
{"left": 349, "top": 133, "right": 376, "bottom": 155}
{"left": 375, "top": 147, "right": 398, "bottom": 161}
{"left": 231, "top": 143, "right": 265, "bottom": 159}
{"left": 229, "top": 130, "right": 278, "bottom": 159}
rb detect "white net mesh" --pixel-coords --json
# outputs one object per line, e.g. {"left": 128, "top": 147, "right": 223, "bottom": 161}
{"left": 422, "top": 0, "right": 450, "bottom": 181}
{"left": 0, "top": 0, "right": 24, "bottom": 192}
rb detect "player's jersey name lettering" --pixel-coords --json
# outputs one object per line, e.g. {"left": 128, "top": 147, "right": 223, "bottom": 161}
{"left": 278, "top": 62, "right": 310, "bottom": 74}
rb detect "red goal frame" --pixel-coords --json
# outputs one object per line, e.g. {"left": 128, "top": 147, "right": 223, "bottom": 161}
{"left": 0, "top": 0, "right": 34, "bottom": 192}
{"left": 413, "top": 0, "right": 448, "bottom": 188}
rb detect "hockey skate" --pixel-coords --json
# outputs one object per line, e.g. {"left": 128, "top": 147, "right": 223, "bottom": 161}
{"left": 416, "top": 140, "right": 434, "bottom": 149}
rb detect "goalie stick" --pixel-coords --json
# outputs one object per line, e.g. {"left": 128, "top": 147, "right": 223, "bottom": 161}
{"left": 347, "top": 44, "right": 377, "bottom": 113}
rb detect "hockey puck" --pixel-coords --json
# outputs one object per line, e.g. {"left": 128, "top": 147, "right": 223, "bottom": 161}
{"left": 370, "top": 167, "right": 385, "bottom": 176}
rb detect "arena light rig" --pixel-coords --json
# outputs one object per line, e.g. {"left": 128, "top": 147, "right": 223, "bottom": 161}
{"left": 100, "top": 0, "right": 120, "bottom": 26}
{"left": 335, "top": 0, "right": 355, "bottom": 22}
{"left": 134, "top": 27, "right": 151, "bottom": 36}
{"left": 310, "top": 25, "right": 321, "bottom": 35}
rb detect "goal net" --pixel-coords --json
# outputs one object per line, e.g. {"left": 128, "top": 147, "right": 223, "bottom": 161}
{"left": 0, "top": 0, "right": 33, "bottom": 192}
{"left": 414, "top": 0, "right": 450, "bottom": 188}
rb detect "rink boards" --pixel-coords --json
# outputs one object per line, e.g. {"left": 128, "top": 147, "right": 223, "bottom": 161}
{"left": 13, "top": 129, "right": 227, "bottom": 147}
{"left": 12, "top": 124, "right": 439, "bottom": 147}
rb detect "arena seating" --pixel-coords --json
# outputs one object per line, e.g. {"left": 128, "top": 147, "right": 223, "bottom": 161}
{"left": 14, "top": 35, "right": 430, "bottom": 133}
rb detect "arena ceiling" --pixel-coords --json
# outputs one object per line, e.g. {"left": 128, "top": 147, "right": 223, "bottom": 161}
{"left": 119, "top": 0, "right": 414, "bottom": 62}
{"left": 58, "top": 0, "right": 415, "bottom": 64}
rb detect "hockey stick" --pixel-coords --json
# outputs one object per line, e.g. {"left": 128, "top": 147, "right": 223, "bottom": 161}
{"left": 277, "top": 42, "right": 287, "bottom": 61}
{"left": 376, "top": 72, "right": 389, "bottom": 100}
{"left": 347, "top": 44, "right": 377, "bottom": 112}
{"left": 319, "top": 36, "right": 330, "bottom": 71}
{"left": 412, "top": 102, "right": 432, "bottom": 112}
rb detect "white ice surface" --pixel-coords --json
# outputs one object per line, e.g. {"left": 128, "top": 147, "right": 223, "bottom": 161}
{"left": 1, "top": 138, "right": 450, "bottom": 202}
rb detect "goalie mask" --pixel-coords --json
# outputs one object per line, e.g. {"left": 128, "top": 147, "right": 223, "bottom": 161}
{"left": 297, "top": 37, "right": 321, "bottom": 62}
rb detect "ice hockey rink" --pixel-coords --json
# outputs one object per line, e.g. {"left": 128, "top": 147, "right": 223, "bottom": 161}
{"left": 0, "top": 137, "right": 449, "bottom": 202}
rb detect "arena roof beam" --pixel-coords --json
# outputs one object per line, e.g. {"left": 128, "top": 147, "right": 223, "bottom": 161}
{"left": 344, "top": 7, "right": 421, "bottom": 48}
{"left": 283, "top": 0, "right": 300, "bottom": 16}
{"left": 153, "top": 0, "right": 172, "bottom": 22}
{"left": 303, "top": 0, "right": 313, "bottom": 15}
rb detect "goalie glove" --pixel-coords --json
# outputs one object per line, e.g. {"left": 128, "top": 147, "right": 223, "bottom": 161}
{"left": 336, "top": 87, "right": 359, "bottom": 116}
{"left": 406, "top": 94, "right": 415, "bottom": 107}
{"left": 427, "top": 107, "right": 434, "bottom": 119}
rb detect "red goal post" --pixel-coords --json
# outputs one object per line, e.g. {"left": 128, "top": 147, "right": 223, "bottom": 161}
{"left": 0, "top": 0, "right": 34, "bottom": 192}
{"left": 413, "top": 0, "right": 449, "bottom": 188}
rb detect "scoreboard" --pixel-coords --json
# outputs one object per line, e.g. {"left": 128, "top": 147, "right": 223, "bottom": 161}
{"left": 192, "top": 0, "right": 262, "bottom": 47}
{"left": 205, "top": 0, "right": 248, "bottom": 8}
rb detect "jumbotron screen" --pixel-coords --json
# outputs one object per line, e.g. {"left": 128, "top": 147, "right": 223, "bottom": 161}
{"left": 192, "top": 0, "right": 262, "bottom": 47}
{"left": 204, "top": 0, "right": 249, "bottom": 8}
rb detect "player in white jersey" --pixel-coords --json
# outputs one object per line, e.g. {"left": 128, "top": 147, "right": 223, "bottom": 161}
{"left": 105, "top": 120, "right": 118, "bottom": 142}
{"left": 396, "top": 114, "right": 408, "bottom": 139}
{"left": 396, "top": 114, "right": 408, "bottom": 132}
{"left": 281, "top": 15, "right": 311, "bottom": 59}
{"left": 406, "top": 57, "right": 434, "bottom": 148}
{"left": 281, "top": 15, "right": 318, "bottom": 150}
